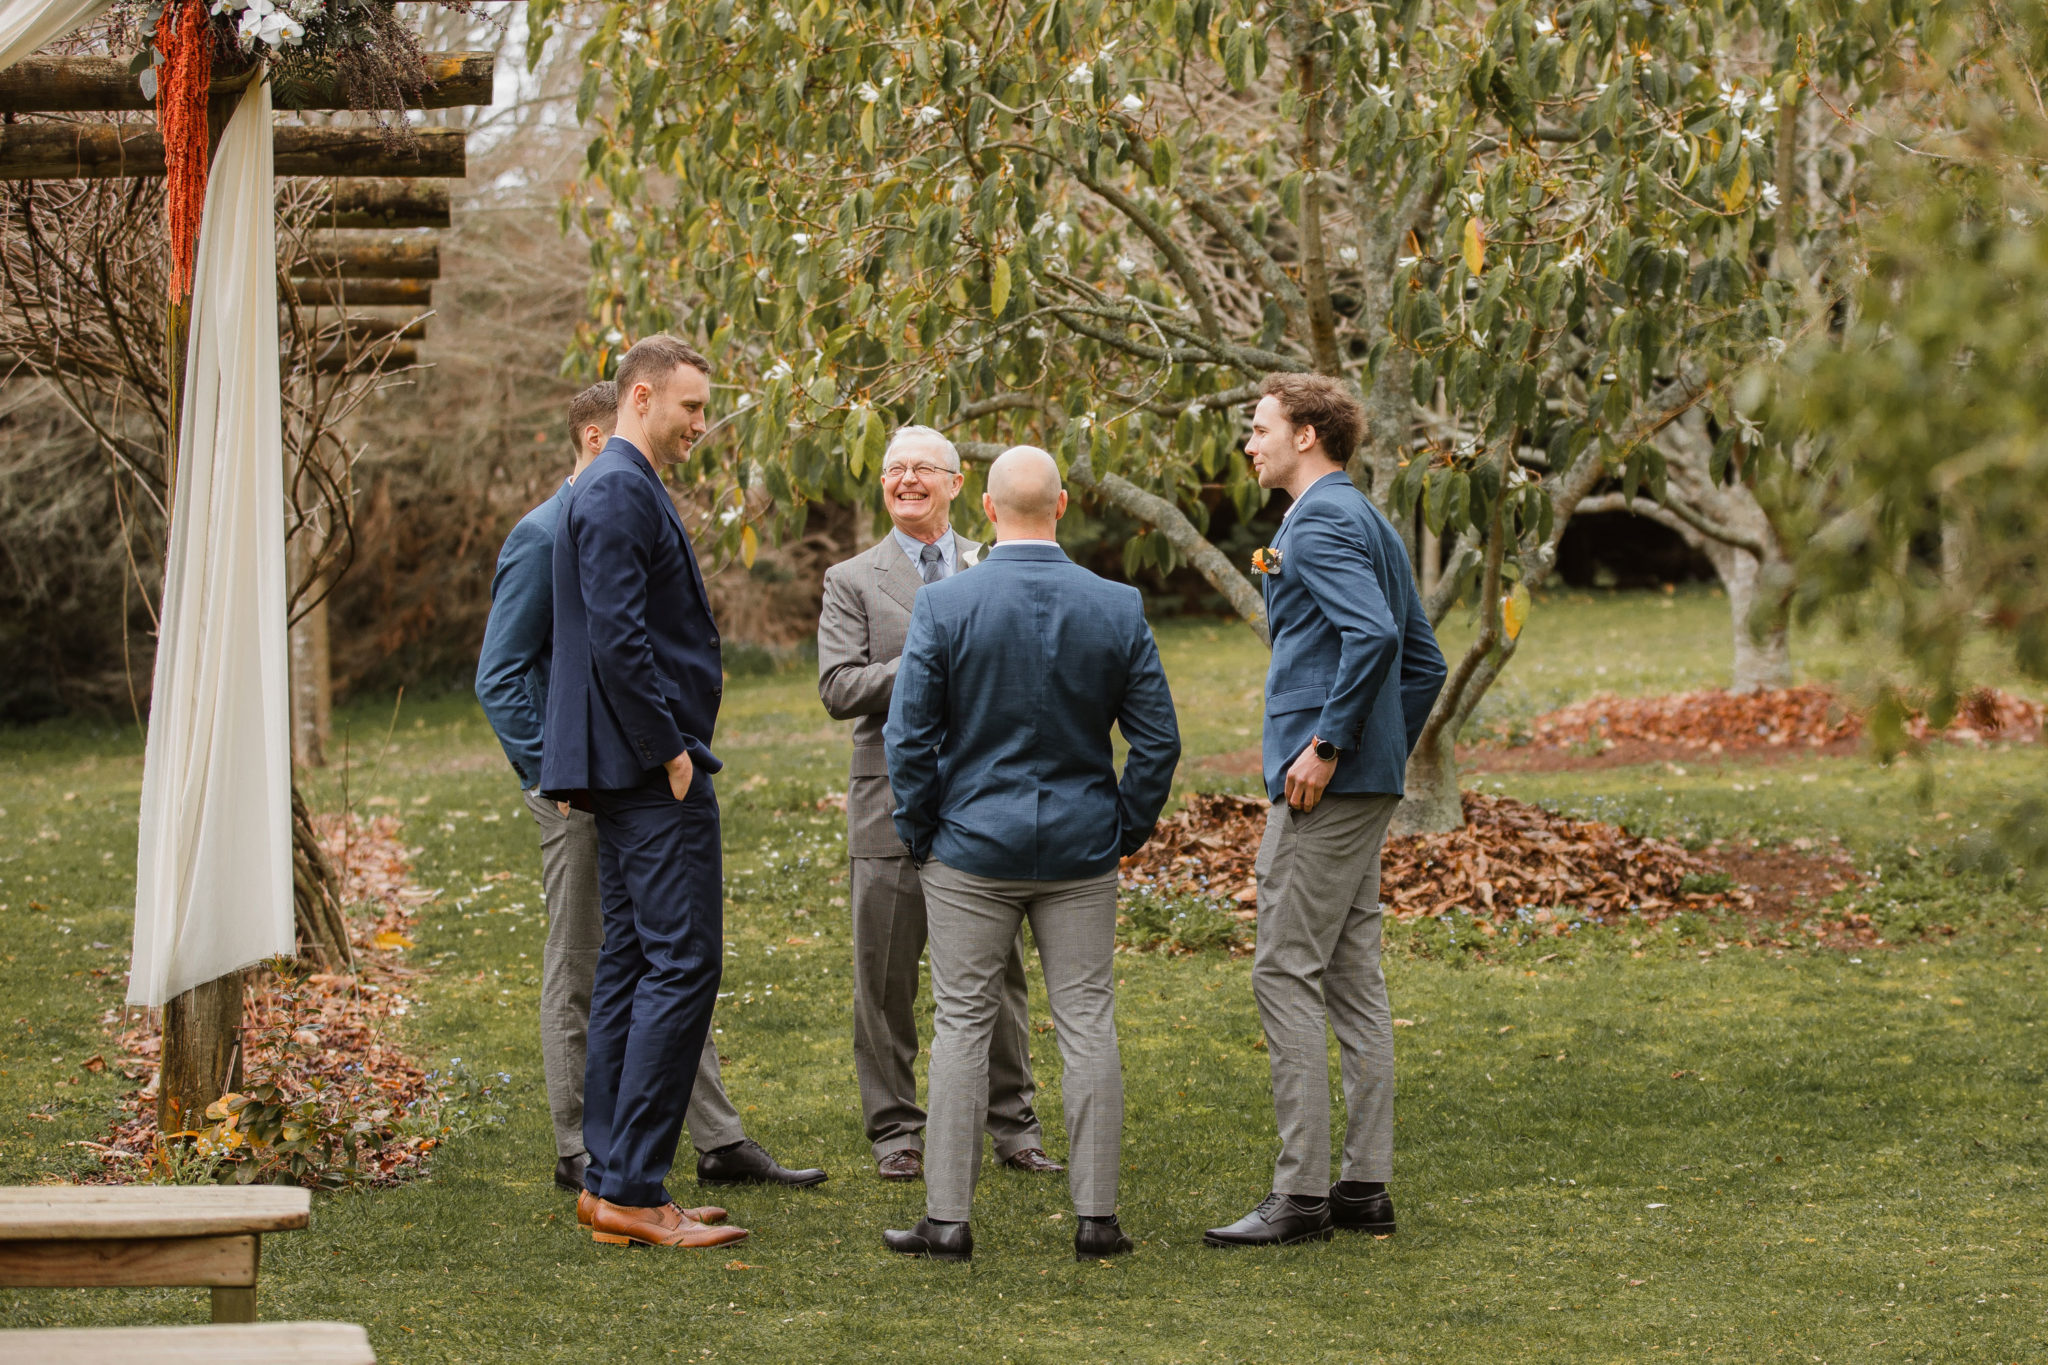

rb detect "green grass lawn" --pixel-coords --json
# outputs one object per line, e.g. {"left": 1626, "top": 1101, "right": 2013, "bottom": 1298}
{"left": 1, "top": 591, "right": 2044, "bottom": 1362}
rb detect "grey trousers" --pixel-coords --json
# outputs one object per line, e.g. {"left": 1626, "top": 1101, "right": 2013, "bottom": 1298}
{"left": 524, "top": 790, "right": 745, "bottom": 1160}
{"left": 920, "top": 860, "right": 1121, "bottom": 1221}
{"left": 850, "top": 854, "right": 1042, "bottom": 1160}
{"left": 1252, "top": 792, "right": 1401, "bottom": 1195}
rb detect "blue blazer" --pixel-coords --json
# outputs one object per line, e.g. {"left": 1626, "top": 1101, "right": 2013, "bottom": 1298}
{"left": 475, "top": 484, "right": 567, "bottom": 789}
{"left": 884, "top": 542, "right": 1182, "bottom": 880}
{"left": 1261, "top": 471, "right": 1446, "bottom": 800}
{"left": 540, "top": 438, "right": 724, "bottom": 796}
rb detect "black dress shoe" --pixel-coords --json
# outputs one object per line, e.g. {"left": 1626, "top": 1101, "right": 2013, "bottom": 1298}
{"left": 1202, "top": 1193, "right": 1335, "bottom": 1248}
{"left": 883, "top": 1217, "right": 972, "bottom": 1262}
{"left": 696, "top": 1137, "right": 829, "bottom": 1187}
{"left": 1074, "top": 1215, "right": 1134, "bottom": 1260}
{"left": 1001, "top": 1146, "right": 1066, "bottom": 1175}
{"left": 554, "top": 1153, "right": 589, "bottom": 1193}
{"left": 1330, "top": 1184, "right": 1396, "bottom": 1234}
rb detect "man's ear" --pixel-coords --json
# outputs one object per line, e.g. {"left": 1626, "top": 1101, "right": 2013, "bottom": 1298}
{"left": 1296, "top": 422, "right": 1317, "bottom": 453}
{"left": 982, "top": 491, "right": 999, "bottom": 525}
{"left": 1054, "top": 489, "right": 1069, "bottom": 520}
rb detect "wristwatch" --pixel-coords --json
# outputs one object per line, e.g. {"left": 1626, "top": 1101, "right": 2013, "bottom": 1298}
{"left": 1313, "top": 737, "right": 1340, "bottom": 762}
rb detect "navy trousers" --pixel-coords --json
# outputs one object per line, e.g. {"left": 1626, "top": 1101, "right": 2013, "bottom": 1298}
{"left": 580, "top": 769, "right": 723, "bottom": 1207}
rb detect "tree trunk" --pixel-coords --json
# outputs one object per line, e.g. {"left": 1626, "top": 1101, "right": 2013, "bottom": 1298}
{"left": 291, "top": 786, "right": 352, "bottom": 971}
{"left": 1392, "top": 726, "right": 1464, "bottom": 837}
{"left": 1720, "top": 544, "right": 1793, "bottom": 693}
{"left": 157, "top": 971, "right": 244, "bottom": 1134}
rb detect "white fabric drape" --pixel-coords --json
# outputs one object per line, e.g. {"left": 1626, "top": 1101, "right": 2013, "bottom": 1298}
{"left": 129, "top": 79, "right": 292, "bottom": 1006}
{"left": 0, "top": 0, "right": 111, "bottom": 70}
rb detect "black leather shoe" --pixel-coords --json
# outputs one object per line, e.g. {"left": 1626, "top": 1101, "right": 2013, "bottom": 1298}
{"left": 883, "top": 1217, "right": 972, "bottom": 1262}
{"left": 1202, "top": 1193, "right": 1335, "bottom": 1248}
{"left": 1074, "top": 1215, "right": 1134, "bottom": 1260}
{"left": 1001, "top": 1146, "right": 1066, "bottom": 1175}
{"left": 554, "top": 1153, "right": 589, "bottom": 1193}
{"left": 1330, "top": 1184, "right": 1396, "bottom": 1234}
{"left": 696, "top": 1137, "right": 828, "bottom": 1187}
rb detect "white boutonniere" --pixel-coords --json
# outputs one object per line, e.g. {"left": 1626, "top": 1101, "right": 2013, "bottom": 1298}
{"left": 960, "top": 545, "right": 981, "bottom": 568}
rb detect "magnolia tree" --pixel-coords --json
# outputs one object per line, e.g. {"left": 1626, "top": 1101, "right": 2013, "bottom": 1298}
{"left": 1773, "top": 0, "right": 2048, "bottom": 872}
{"left": 537, "top": 0, "right": 1905, "bottom": 831}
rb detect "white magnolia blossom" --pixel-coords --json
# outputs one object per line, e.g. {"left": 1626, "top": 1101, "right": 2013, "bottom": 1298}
{"left": 855, "top": 81, "right": 882, "bottom": 104}
{"left": 1740, "top": 126, "right": 1765, "bottom": 148}
{"left": 1032, "top": 212, "right": 1057, "bottom": 234}
{"left": 790, "top": 232, "right": 812, "bottom": 252}
{"left": 1719, "top": 80, "right": 1750, "bottom": 115}
{"left": 1055, "top": 221, "right": 1074, "bottom": 244}
{"left": 1120, "top": 92, "right": 1145, "bottom": 112}
{"left": 763, "top": 358, "right": 794, "bottom": 382}
{"left": 1368, "top": 83, "right": 1395, "bottom": 106}
{"left": 1534, "top": 13, "right": 1557, "bottom": 37}
{"left": 1337, "top": 245, "right": 1359, "bottom": 265}
{"left": 1464, "top": 190, "right": 1485, "bottom": 213}
{"left": 1116, "top": 255, "right": 1139, "bottom": 276}
{"left": 718, "top": 506, "right": 743, "bottom": 526}
{"left": 1067, "top": 63, "right": 1093, "bottom": 88}
{"left": 1396, "top": 254, "right": 1420, "bottom": 268}
{"left": 912, "top": 105, "right": 943, "bottom": 127}
{"left": 1184, "top": 400, "right": 1204, "bottom": 418}
{"left": 1765, "top": 336, "right": 1788, "bottom": 359}
{"left": 1757, "top": 90, "right": 1779, "bottom": 115}
{"left": 1759, "top": 181, "right": 1782, "bottom": 212}
{"left": 770, "top": 8, "right": 795, "bottom": 32}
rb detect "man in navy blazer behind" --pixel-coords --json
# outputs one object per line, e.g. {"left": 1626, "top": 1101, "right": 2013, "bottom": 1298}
{"left": 1205, "top": 373, "right": 1446, "bottom": 1250}
{"left": 882, "top": 446, "right": 1181, "bottom": 1263}
{"left": 540, "top": 335, "right": 746, "bottom": 1251}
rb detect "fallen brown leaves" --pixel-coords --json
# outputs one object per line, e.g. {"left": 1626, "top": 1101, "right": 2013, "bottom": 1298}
{"left": 1474, "top": 684, "right": 2040, "bottom": 768}
{"left": 1123, "top": 792, "right": 1747, "bottom": 930}
{"left": 85, "top": 813, "right": 443, "bottom": 1186}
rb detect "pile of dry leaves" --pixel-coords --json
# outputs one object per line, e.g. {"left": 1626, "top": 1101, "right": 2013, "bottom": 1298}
{"left": 1475, "top": 683, "right": 2040, "bottom": 766}
{"left": 1123, "top": 791, "right": 1749, "bottom": 928}
{"left": 83, "top": 813, "right": 448, "bottom": 1187}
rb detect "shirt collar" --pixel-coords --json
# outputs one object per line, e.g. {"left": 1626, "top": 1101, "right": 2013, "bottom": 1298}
{"left": 995, "top": 538, "right": 1059, "bottom": 547}
{"left": 892, "top": 525, "right": 955, "bottom": 560}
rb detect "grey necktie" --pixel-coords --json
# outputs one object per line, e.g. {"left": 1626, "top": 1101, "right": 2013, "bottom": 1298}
{"left": 918, "top": 542, "right": 945, "bottom": 585}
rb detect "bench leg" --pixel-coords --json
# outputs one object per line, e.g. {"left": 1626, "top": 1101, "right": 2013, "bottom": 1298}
{"left": 211, "top": 1285, "right": 257, "bottom": 1322}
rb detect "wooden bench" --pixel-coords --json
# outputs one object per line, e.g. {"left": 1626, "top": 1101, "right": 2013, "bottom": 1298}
{"left": 0, "top": 1187, "right": 312, "bottom": 1322}
{"left": 0, "top": 1321, "right": 373, "bottom": 1363}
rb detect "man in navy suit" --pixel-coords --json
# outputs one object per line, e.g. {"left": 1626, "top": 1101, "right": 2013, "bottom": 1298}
{"left": 1205, "top": 374, "right": 1446, "bottom": 1250}
{"left": 540, "top": 335, "right": 747, "bottom": 1251}
{"left": 881, "top": 446, "right": 1182, "bottom": 1262}
{"left": 477, "top": 381, "right": 825, "bottom": 1203}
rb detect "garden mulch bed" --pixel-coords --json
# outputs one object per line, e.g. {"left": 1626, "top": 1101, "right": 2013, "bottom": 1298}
{"left": 1467, "top": 684, "right": 2041, "bottom": 773}
{"left": 79, "top": 814, "right": 442, "bottom": 1185}
{"left": 1121, "top": 791, "right": 1888, "bottom": 949}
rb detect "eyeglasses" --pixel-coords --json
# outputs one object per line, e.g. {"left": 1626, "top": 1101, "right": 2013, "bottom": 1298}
{"left": 881, "top": 461, "right": 958, "bottom": 482}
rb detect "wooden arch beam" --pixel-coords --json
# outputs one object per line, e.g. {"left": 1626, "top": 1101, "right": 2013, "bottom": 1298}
{"left": 0, "top": 51, "right": 494, "bottom": 113}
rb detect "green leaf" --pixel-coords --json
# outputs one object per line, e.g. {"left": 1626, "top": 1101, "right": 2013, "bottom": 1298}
{"left": 989, "top": 254, "right": 1012, "bottom": 318}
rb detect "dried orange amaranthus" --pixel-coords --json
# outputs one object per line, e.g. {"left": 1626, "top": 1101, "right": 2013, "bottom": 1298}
{"left": 156, "top": 0, "right": 213, "bottom": 300}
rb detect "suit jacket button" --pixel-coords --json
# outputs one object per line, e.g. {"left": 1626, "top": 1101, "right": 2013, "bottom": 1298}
{"left": 709, "top": 634, "right": 721, "bottom": 647}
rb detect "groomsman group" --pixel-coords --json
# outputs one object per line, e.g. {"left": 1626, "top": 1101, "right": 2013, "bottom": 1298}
{"left": 477, "top": 335, "right": 1446, "bottom": 1258}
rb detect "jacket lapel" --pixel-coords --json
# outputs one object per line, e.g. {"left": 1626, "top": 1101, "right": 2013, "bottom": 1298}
{"left": 876, "top": 536, "right": 922, "bottom": 614}
{"left": 622, "top": 442, "right": 710, "bottom": 602}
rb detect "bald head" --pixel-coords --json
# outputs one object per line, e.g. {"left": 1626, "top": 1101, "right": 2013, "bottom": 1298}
{"left": 987, "top": 445, "right": 1062, "bottom": 515}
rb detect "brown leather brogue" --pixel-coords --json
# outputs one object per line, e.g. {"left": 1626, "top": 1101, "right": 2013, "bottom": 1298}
{"left": 589, "top": 1199, "right": 749, "bottom": 1248}
{"left": 577, "top": 1189, "right": 726, "bottom": 1228}
{"left": 1001, "top": 1147, "right": 1066, "bottom": 1175}
{"left": 876, "top": 1149, "right": 924, "bottom": 1182}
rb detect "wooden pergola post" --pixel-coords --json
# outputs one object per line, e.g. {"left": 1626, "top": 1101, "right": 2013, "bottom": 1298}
{"left": 0, "top": 46, "right": 489, "bottom": 1136}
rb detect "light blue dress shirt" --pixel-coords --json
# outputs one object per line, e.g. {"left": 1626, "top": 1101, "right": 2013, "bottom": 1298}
{"left": 891, "top": 525, "right": 957, "bottom": 580}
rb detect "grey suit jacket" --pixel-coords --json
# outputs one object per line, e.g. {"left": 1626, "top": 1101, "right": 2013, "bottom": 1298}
{"left": 818, "top": 532, "right": 982, "bottom": 857}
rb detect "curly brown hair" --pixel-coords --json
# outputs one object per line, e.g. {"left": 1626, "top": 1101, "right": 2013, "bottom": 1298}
{"left": 1260, "top": 373, "right": 1365, "bottom": 465}
{"left": 566, "top": 381, "right": 617, "bottom": 447}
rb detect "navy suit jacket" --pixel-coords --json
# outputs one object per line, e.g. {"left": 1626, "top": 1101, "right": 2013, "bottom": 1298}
{"left": 1262, "top": 471, "right": 1446, "bottom": 800}
{"left": 884, "top": 542, "right": 1182, "bottom": 881}
{"left": 540, "top": 437, "right": 724, "bottom": 796}
{"left": 475, "top": 483, "right": 567, "bottom": 788}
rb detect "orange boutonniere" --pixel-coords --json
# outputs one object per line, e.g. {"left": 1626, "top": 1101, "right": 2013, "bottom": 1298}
{"left": 1251, "top": 546, "right": 1284, "bottom": 575}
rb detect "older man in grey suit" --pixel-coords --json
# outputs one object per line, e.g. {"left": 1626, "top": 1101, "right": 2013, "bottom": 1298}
{"left": 817, "top": 426, "right": 1059, "bottom": 1182}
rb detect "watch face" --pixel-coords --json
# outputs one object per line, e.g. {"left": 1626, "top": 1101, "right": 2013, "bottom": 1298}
{"left": 1315, "top": 740, "right": 1338, "bottom": 761}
